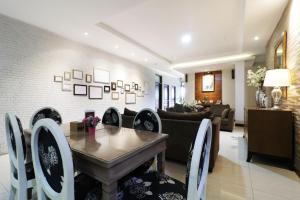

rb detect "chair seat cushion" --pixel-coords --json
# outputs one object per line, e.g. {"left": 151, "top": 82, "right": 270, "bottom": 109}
{"left": 74, "top": 173, "right": 102, "bottom": 200}
{"left": 119, "top": 171, "right": 187, "bottom": 200}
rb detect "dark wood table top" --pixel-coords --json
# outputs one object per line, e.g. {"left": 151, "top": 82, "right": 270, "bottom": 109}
{"left": 24, "top": 123, "right": 168, "bottom": 168}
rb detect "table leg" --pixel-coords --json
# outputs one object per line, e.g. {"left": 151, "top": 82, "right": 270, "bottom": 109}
{"left": 157, "top": 151, "right": 165, "bottom": 174}
{"left": 102, "top": 182, "right": 118, "bottom": 200}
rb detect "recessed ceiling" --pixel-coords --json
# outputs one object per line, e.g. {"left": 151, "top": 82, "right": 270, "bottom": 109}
{"left": 0, "top": 0, "right": 288, "bottom": 76}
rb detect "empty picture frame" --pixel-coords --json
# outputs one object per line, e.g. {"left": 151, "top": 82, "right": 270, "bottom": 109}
{"left": 125, "top": 84, "right": 130, "bottom": 92}
{"left": 135, "top": 84, "right": 138, "bottom": 90}
{"left": 73, "top": 84, "right": 87, "bottom": 96}
{"left": 111, "top": 82, "right": 117, "bottom": 90}
{"left": 54, "top": 76, "right": 63, "bottom": 82}
{"left": 125, "top": 93, "right": 136, "bottom": 104}
{"left": 64, "top": 72, "right": 71, "bottom": 81}
{"left": 86, "top": 74, "right": 92, "bottom": 83}
{"left": 111, "top": 92, "right": 119, "bottom": 100}
{"left": 93, "top": 68, "right": 110, "bottom": 83}
{"left": 62, "top": 82, "right": 72, "bottom": 91}
{"left": 88, "top": 86, "right": 103, "bottom": 99}
{"left": 117, "top": 80, "right": 123, "bottom": 88}
{"left": 73, "top": 69, "right": 83, "bottom": 80}
{"left": 104, "top": 86, "right": 110, "bottom": 93}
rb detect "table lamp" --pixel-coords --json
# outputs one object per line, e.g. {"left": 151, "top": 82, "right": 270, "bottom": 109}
{"left": 263, "top": 69, "right": 291, "bottom": 109}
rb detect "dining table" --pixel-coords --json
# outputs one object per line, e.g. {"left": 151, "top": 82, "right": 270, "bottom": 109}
{"left": 24, "top": 123, "right": 169, "bottom": 200}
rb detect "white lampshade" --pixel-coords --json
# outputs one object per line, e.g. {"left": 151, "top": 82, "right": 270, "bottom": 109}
{"left": 263, "top": 69, "right": 291, "bottom": 87}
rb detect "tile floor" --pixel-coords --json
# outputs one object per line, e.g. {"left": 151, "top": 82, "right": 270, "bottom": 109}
{"left": 0, "top": 126, "right": 299, "bottom": 199}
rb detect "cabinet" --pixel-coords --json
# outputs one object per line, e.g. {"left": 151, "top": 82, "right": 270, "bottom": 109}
{"left": 244, "top": 108, "right": 294, "bottom": 168}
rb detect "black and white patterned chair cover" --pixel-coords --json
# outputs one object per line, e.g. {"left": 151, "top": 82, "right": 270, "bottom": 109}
{"left": 133, "top": 108, "right": 162, "bottom": 133}
{"left": 119, "top": 119, "right": 212, "bottom": 200}
{"left": 5, "top": 113, "right": 35, "bottom": 200}
{"left": 31, "top": 119, "right": 101, "bottom": 200}
{"left": 30, "top": 107, "right": 62, "bottom": 129}
{"left": 102, "top": 107, "right": 122, "bottom": 127}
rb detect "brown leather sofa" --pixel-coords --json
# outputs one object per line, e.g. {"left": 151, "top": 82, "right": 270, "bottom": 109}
{"left": 121, "top": 108, "right": 221, "bottom": 172}
{"left": 209, "top": 104, "right": 235, "bottom": 132}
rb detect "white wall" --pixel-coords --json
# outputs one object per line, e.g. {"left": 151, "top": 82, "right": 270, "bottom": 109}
{"left": 234, "top": 61, "right": 246, "bottom": 124}
{"left": 0, "top": 14, "right": 180, "bottom": 153}
{"left": 185, "top": 73, "right": 195, "bottom": 103}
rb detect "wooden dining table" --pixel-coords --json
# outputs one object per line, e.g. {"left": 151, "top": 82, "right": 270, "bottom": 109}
{"left": 24, "top": 123, "right": 169, "bottom": 200}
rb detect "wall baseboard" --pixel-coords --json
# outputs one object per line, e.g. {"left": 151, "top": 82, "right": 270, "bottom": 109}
{"left": 235, "top": 123, "right": 244, "bottom": 127}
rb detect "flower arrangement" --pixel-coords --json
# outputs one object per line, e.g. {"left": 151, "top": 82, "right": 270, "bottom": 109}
{"left": 82, "top": 116, "right": 101, "bottom": 128}
{"left": 247, "top": 66, "right": 267, "bottom": 88}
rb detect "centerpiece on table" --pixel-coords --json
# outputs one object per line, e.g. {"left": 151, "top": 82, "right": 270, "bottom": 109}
{"left": 247, "top": 66, "right": 267, "bottom": 107}
{"left": 82, "top": 115, "right": 101, "bottom": 135}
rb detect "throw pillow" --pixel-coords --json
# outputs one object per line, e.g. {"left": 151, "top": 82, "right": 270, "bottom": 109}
{"left": 123, "top": 108, "right": 137, "bottom": 116}
{"left": 221, "top": 108, "right": 230, "bottom": 119}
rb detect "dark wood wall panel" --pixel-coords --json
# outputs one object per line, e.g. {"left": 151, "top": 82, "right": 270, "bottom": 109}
{"left": 195, "top": 71, "right": 222, "bottom": 103}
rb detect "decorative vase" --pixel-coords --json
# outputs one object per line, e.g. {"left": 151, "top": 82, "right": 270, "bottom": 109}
{"left": 256, "top": 87, "right": 266, "bottom": 108}
{"left": 88, "top": 127, "right": 96, "bottom": 135}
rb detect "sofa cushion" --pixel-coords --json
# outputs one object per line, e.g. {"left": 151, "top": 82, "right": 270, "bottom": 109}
{"left": 221, "top": 108, "right": 230, "bottom": 119}
{"left": 124, "top": 108, "right": 137, "bottom": 116}
{"left": 157, "top": 109, "right": 212, "bottom": 122}
{"left": 174, "top": 103, "right": 185, "bottom": 113}
{"left": 210, "top": 104, "right": 230, "bottom": 117}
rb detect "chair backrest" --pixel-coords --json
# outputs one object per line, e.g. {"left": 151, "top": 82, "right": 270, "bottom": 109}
{"left": 5, "top": 113, "right": 28, "bottom": 198}
{"left": 187, "top": 119, "right": 212, "bottom": 200}
{"left": 102, "top": 107, "right": 122, "bottom": 127}
{"left": 31, "top": 119, "right": 74, "bottom": 200}
{"left": 133, "top": 108, "right": 162, "bottom": 133}
{"left": 30, "top": 107, "right": 62, "bottom": 129}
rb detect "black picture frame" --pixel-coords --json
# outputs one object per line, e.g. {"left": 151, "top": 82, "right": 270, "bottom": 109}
{"left": 88, "top": 86, "right": 103, "bottom": 99}
{"left": 111, "top": 82, "right": 117, "bottom": 90}
{"left": 125, "top": 84, "right": 130, "bottom": 92}
{"left": 104, "top": 86, "right": 110, "bottom": 93}
{"left": 135, "top": 84, "right": 138, "bottom": 90}
{"left": 73, "top": 84, "right": 87, "bottom": 96}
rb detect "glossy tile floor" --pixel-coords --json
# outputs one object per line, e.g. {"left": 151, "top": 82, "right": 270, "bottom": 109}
{"left": 0, "top": 126, "right": 299, "bottom": 199}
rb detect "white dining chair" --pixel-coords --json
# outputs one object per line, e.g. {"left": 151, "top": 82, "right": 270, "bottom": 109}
{"left": 29, "top": 107, "right": 62, "bottom": 129}
{"left": 5, "top": 113, "right": 35, "bottom": 200}
{"left": 31, "top": 118, "right": 101, "bottom": 200}
{"left": 133, "top": 108, "right": 162, "bottom": 133}
{"left": 102, "top": 107, "right": 122, "bottom": 127}
{"left": 119, "top": 119, "right": 212, "bottom": 200}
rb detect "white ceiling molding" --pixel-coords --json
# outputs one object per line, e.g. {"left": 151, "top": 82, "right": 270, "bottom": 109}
{"left": 171, "top": 53, "right": 255, "bottom": 69}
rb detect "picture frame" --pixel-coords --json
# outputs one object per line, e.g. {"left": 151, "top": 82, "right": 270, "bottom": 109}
{"left": 104, "top": 86, "right": 110, "bottom": 93}
{"left": 120, "top": 88, "right": 124, "bottom": 94}
{"left": 73, "top": 69, "right": 83, "bottom": 80}
{"left": 125, "top": 93, "right": 136, "bottom": 104}
{"left": 125, "top": 84, "right": 130, "bottom": 92}
{"left": 62, "top": 82, "right": 72, "bottom": 91}
{"left": 132, "top": 82, "right": 135, "bottom": 88}
{"left": 111, "top": 82, "right": 117, "bottom": 90}
{"left": 93, "top": 68, "right": 110, "bottom": 83}
{"left": 135, "top": 84, "right": 138, "bottom": 91}
{"left": 117, "top": 80, "right": 123, "bottom": 88}
{"left": 86, "top": 74, "right": 92, "bottom": 83}
{"left": 111, "top": 92, "right": 119, "bottom": 100}
{"left": 88, "top": 86, "right": 103, "bottom": 99}
{"left": 202, "top": 74, "right": 215, "bottom": 92}
{"left": 54, "top": 76, "right": 63, "bottom": 83}
{"left": 64, "top": 72, "right": 71, "bottom": 81}
{"left": 73, "top": 84, "right": 87, "bottom": 96}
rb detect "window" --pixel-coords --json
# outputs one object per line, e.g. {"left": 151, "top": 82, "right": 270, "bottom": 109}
{"left": 163, "top": 84, "right": 169, "bottom": 110}
{"left": 155, "top": 75, "right": 162, "bottom": 110}
{"left": 170, "top": 86, "right": 176, "bottom": 107}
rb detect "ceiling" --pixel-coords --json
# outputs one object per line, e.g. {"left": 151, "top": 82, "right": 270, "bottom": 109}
{"left": 0, "top": 0, "right": 288, "bottom": 76}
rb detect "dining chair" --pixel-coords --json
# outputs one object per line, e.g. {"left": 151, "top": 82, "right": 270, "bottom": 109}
{"left": 29, "top": 107, "right": 62, "bottom": 129}
{"left": 102, "top": 107, "right": 122, "bottom": 127}
{"left": 133, "top": 108, "right": 162, "bottom": 133}
{"left": 119, "top": 119, "right": 212, "bottom": 200}
{"left": 31, "top": 118, "right": 102, "bottom": 200}
{"left": 5, "top": 113, "right": 35, "bottom": 200}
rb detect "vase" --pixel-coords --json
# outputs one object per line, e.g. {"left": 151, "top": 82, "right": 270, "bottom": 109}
{"left": 255, "top": 87, "right": 266, "bottom": 108}
{"left": 88, "top": 127, "right": 96, "bottom": 135}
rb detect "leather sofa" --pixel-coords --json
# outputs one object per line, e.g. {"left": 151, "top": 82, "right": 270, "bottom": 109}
{"left": 121, "top": 108, "right": 221, "bottom": 172}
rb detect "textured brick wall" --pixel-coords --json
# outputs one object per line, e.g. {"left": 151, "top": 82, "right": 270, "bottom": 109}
{"left": 265, "top": 0, "right": 300, "bottom": 170}
{"left": 0, "top": 14, "right": 180, "bottom": 153}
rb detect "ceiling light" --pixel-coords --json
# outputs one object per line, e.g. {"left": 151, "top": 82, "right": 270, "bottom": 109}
{"left": 254, "top": 36, "right": 259, "bottom": 41}
{"left": 131, "top": 53, "right": 135, "bottom": 56}
{"left": 114, "top": 45, "right": 119, "bottom": 49}
{"left": 181, "top": 34, "right": 192, "bottom": 44}
{"left": 84, "top": 32, "right": 89, "bottom": 36}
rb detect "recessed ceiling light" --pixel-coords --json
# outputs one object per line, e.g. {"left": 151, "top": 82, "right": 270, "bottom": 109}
{"left": 254, "top": 36, "right": 260, "bottom": 41}
{"left": 131, "top": 53, "right": 135, "bottom": 56}
{"left": 144, "top": 58, "right": 148, "bottom": 62}
{"left": 114, "top": 45, "right": 119, "bottom": 49}
{"left": 181, "top": 33, "right": 192, "bottom": 44}
{"left": 84, "top": 32, "right": 89, "bottom": 36}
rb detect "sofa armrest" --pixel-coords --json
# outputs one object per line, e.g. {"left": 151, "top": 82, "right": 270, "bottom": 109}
{"left": 227, "top": 109, "right": 235, "bottom": 121}
{"left": 210, "top": 117, "right": 221, "bottom": 172}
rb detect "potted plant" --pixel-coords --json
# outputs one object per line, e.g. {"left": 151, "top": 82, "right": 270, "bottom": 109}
{"left": 247, "top": 66, "right": 267, "bottom": 107}
{"left": 82, "top": 116, "right": 101, "bottom": 135}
